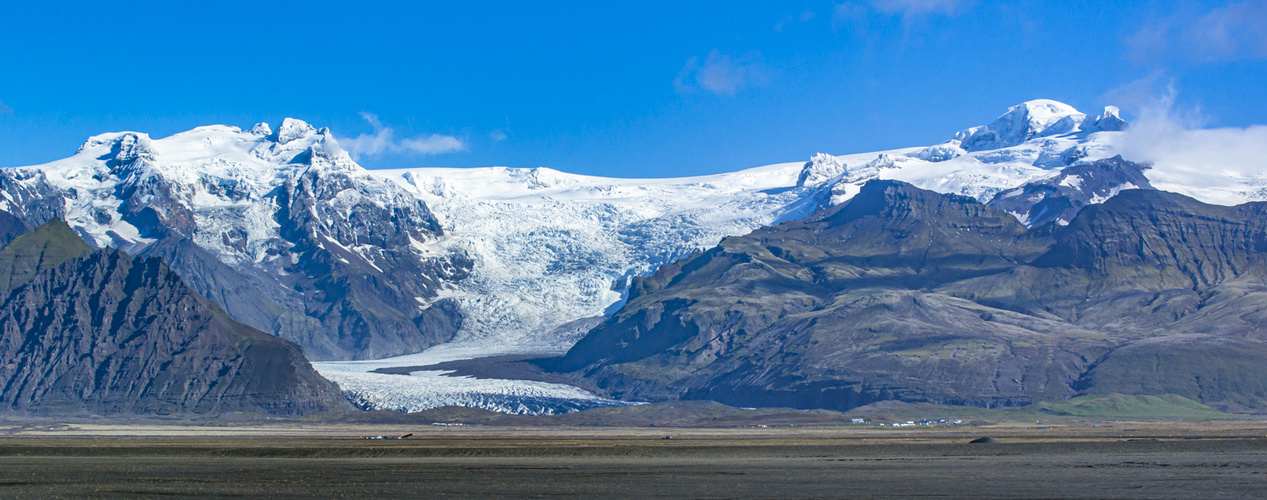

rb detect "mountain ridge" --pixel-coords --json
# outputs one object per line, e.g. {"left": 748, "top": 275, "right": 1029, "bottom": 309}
{"left": 551, "top": 179, "right": 1267, "bottom": 411}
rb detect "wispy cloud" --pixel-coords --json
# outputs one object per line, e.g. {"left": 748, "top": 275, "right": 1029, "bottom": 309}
{"left": 1127, "top": 0, "right": 1267, "bottom": 64}
{"left": 338, "top": 112, "right": 465, "bottom": 159}
{"left": 869, "top": 0, "right": 966, "bottom": 16}
{"left": 675, "top": 50, "right": 771, "bottom": 95}
{"left": 1118, "top": 88, "right": 1267, "bottom": 205}
{"left": 774, "top": 9, "right": 817, "bottom": 33}
{"left": 832, "top": 0, "right": 965, "bottom": 30}
{"left": 0, "top": 100, "right": 12, "bottom": 115}
{"left": 1101, "top": 72, "right": 1172, "bottom": 113}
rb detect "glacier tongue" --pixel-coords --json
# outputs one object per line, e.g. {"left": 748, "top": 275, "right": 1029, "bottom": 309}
{"left": 315, "top": 343, "right": 632, "bottom": 415}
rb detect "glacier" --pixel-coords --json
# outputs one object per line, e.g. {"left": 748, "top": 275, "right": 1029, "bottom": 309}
{"left": 8, "top": 99, "right": 1267, "bottom": 415}
{"left": 312, "top": 100, "right": 1140, "bottom": 414}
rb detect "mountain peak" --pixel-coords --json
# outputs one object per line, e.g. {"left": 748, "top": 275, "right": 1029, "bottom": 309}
{"left": 274, "top": 117, "right": 316, "bottom": 145}
{"left": 1080, "top": 105, "right": 1127, "bottom": 132}
{"left": 248, "top": 122, "right": 272, "bottom": 136}
{"left": 957, "top": 99, "right": 1084, "bottom": 152}
{"left": 796, "top": 153, "right": 846, "bottom": 187}
{"left": 75, "top": 131, "right": 155, "bottom": 157}
{"left": 947, "top": 99, "right": 1130, "bottom": 154}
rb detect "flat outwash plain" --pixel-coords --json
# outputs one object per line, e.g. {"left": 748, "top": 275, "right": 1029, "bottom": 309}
{"left": 2, "top": 423, "right": 1266, "bottom": 498}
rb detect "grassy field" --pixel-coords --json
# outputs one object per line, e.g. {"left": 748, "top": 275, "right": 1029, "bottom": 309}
{"left": 839, "top": 394, "right": 1251, "bottom": 424}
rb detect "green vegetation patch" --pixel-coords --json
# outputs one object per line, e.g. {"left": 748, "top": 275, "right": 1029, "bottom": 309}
{"left": 0, "top": 219, "right": 92, "bottom": 291}
{"left": 1011, "top": 394, "right": 1243, "bottom": 420}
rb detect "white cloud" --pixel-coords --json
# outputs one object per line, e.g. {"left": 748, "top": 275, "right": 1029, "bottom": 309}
{"left": 338, "top": 112, "right": 466, "bottom": 159}
{"left": 869, "top": 0, "right": 965, "bottom": 16}
{"left": 675, "top": 50, "right": 771, "bottom": 95}
{"left": 398, "top": 134, "right": 465, "bottom": 155}
{"left": 1118, "top": 89, "right": 1267, "bottom": 205}
{"left": 1128, "top": 1, "right": 1267, "bottom": 64}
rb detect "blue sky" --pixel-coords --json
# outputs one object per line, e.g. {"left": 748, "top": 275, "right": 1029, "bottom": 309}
{"left": 1, "top": 0, "right": 1264, "bottom": 177}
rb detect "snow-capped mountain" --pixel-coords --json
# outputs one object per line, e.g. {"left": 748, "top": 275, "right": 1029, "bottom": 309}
{"left": 315, "top": 100, "right": 1150, "bottom": 413}
{"left": 331, "top": 102, "right": 1129, "bottom": 354}
{"left": 954, "top": 99, "right": 1126, "bottom": 152}
{"left": 0, "top": 119, "right": 470, "bottom": 361}
{"left": 5, "top": 98, "right": 1263, "bottom": 414}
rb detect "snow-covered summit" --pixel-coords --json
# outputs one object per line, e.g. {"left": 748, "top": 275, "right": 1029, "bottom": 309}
{"left": 954, "top": 99, "right": 1125, "bottom": 152}
{"left": 3, "top": 118, "right": 467, "bottom": 361}
{"left": 31, "top": 118, "right": 359, "bottom": 250}
{"left": 959, "top": 99, "right": 1080, "bottom": 151}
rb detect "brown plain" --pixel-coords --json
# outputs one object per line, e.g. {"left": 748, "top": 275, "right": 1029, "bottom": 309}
{"left": 1, "top": 421, "right": 1266, "bottom": 498}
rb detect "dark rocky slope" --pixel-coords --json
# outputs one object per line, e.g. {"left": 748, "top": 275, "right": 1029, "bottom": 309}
{"left": 552, "top": 180, "right": 1267, "bottom": 411}
{"left": 987, "top": 156, "right": 1154, "bottom": 227}
{"left": 0, "top": 221, "right": 351, "bottom": 416}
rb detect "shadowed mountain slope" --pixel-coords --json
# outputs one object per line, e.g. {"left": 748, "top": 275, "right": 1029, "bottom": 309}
{"left": 552, "top": 180, "right": 1267, "bottom": 412}
{"left": 0, "top": 221, "right": 352, "bottom": 417}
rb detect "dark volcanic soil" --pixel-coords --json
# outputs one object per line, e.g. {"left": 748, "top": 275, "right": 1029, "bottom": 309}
{"left": 1, "top": 434, "right": 1265, "bottom": 498}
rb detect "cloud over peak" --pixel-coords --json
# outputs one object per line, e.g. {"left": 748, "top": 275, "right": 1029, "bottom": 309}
{"left": 338, "top": 112, "right": 465, "bottom": 160}
{"left": 1118, "top": 88, "right": 1267, "bottom": 205}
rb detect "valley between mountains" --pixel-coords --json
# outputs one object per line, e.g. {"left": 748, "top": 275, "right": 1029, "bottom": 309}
{"left": 3, "top": 99, "right": 1267, "bottom": 418}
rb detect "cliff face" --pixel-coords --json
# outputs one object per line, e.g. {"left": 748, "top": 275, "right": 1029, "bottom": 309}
{"left": 0, "top": 222, "right": 351, "bottom": 417}
{"left": 555, "top": 180, "right": 1267, "bottom": 411}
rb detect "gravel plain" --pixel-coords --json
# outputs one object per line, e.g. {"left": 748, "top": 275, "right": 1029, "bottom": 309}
{"left": 1, "top": 422, "right": 1266, "bottom": 498}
